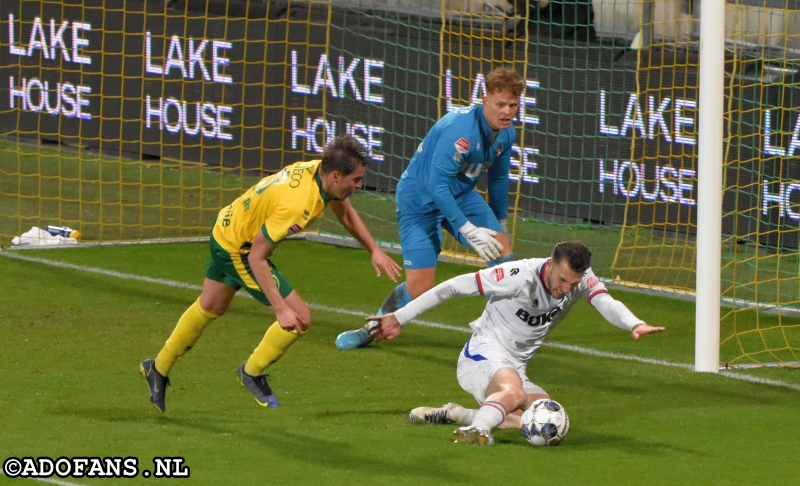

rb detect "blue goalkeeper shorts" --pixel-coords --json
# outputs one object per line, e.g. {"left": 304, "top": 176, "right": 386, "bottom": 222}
{"left": 397, "top": 190, "right": 502, "bottom": 270}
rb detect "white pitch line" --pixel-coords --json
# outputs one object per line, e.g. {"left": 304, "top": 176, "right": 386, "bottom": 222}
{"left": 28, "top": 477, "right": 86, "bottom": 486}
{"left": 2, "top": 251, "right": 800, "bottom": 391}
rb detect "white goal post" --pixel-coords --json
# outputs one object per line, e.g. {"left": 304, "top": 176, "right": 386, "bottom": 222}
{"left": 695, "top": 0, "right": 726, "bottom": 373}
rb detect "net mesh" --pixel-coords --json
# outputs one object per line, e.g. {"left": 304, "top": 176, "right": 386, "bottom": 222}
{"left": 3, "top": 0, "right": 800, "bottom": 367}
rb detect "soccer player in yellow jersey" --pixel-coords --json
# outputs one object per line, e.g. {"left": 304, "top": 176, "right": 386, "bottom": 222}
{"left": 140, "top": 135, "right": 402, "bottom": 412}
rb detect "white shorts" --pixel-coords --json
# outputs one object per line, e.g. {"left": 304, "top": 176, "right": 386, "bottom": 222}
{"left": 456, "top": 333, "right": 546, "bottom": 404}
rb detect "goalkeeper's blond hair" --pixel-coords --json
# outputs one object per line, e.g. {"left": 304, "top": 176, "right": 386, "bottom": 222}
{"left": 485, "top": 67, "right": 525, "bottom": 99}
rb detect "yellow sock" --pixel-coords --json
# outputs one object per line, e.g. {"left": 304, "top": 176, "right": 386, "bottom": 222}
{"left": 244, "top": 322, "right": 303, "bottom": 376}
{"left": 155, "top": 299, "right": 218, "bottom": 376}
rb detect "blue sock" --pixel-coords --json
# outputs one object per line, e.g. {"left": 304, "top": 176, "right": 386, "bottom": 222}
{"left": 365, "top": 282, "right": 413, "bottom": 331}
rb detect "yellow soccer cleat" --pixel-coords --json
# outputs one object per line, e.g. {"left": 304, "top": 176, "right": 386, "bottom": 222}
{"left": 452, "top": 426, "right": 494, "bottom": 446}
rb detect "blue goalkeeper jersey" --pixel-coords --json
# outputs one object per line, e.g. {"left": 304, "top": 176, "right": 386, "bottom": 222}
{"left": 396, "top": 103, "right": 513, "bottom": 231}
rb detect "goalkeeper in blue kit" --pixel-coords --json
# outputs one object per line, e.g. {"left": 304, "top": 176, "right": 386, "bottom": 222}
{"left": 336, "top": 67, "right": 526, "bottom": 350}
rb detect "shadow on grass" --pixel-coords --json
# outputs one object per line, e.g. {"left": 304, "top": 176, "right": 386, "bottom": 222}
{"left": 50, "top": 402, "right": 478, "bottom": 482}
{"left": 563, "top": 429, "right": 711, "bottom": 457}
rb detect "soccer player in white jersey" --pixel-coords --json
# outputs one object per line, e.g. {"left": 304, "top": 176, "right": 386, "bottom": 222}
{"left": 366, "top": 241, "right": 666, "bottom": 445}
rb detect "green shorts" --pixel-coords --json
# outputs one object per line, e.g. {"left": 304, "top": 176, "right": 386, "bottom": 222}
{"left": 204, "top": 235, "right": 293, "bottom": 306}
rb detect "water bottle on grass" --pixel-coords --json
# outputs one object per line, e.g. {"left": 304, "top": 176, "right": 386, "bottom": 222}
{"left": 46, "top": 225, "right": 81, "bottom": 240}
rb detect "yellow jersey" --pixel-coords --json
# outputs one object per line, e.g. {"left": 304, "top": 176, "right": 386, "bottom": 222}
{"left": 212, "top": 160, "right": 330, "bottom": 254}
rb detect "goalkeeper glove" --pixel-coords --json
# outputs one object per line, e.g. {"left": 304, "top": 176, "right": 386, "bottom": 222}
{"left": 459, "top": 222, "right": 503, "bottom": 262}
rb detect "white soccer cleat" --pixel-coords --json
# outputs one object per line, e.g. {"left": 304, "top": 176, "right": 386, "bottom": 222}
{"left": 409, "top": 403, "right": 467, "bottom": 425}
{"left": 452, "top": 426, "right": 494, "bottom": 446}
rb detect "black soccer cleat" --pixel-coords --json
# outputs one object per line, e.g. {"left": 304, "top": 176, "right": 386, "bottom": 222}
{"left": 139, "top": 358, "right": 170, "bottom": 413}
{"left": 237, "top": 363, "right": 279, "bottom": 408}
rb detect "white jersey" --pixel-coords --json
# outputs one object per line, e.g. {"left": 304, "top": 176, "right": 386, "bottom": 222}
{"left": 394, "top": 257, "right": 643, "bottom": 363}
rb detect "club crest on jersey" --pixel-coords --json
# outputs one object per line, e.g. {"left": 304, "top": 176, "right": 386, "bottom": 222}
{"left": 455, "top": 138, "right": 470, "bottom": 154}
{"left": 490, "top": 268, "right": 504, "bottom": 282}
{"left": 287, "top": 224, "right": 302, "bottom": 235}
{"left": 586, "top": 276, "right": 600, "bottom": 289}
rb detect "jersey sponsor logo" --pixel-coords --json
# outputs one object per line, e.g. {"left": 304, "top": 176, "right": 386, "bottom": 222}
{"left": 287, "top": 224, "right": 302, "bottom": 235}
{"left": 455, "top": 138, "right": 470, "bottom": 153}
{"left": 288, "top": 166, "right": 307, "bottom": 188}
{"left": 221, "top": 205, "right": 233, "bottom": 227}
{"left": 302, "top": 210, "right": 311, "bottom": 220}
{"left": 490, "top": 267, "right": 504, "bottom": 282}
{"left": 515, "top": 306, "right": 561, "bottom": 327}
{"left": 586, "top": 276, "right": 600, "bottom": 289}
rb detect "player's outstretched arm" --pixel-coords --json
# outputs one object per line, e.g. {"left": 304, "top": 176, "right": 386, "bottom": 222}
{"left": 366, "top": 313, "right": 402, "bottom": 341}
{"left": 330, "top": 199, "right": 402, "bottom": 282}
{"left": 367, "top": 273, "right": 482, "bottom": 342}
{"left": 631, "top": 323, "right": 667, "bottom": 341}
{"left": 590, "top": 292, "right": 665, "bottom": 340}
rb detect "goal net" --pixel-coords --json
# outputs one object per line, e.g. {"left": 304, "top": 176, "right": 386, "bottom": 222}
{"left": 2, "top": 0, "right": 799, "bottom": 368}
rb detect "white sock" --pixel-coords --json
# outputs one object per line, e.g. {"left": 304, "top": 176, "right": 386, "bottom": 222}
{"left": 459, "top": 407, "right": 478, "bottom": 425}
{"left": 470, "top": 401, "right": 507, "bottom": 431}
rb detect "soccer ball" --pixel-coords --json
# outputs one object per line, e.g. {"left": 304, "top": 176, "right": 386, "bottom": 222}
{"left": 520, "top": 399, "right": 570, "bottom": 446}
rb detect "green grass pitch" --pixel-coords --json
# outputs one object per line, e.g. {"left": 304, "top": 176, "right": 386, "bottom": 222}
{"left": 1, "top": 240, "right": 799, "bottom": 485}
